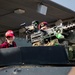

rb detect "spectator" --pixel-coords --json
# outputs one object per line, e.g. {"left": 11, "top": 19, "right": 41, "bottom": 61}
{"left": 38, "top": 21, "right": 48, "bottom": 30}
{"left": 0, "top": 30, "right": 17, "bottom": 48}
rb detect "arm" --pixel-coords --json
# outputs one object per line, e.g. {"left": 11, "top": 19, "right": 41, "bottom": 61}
{"left": 68, "top": 67, "right": 75, "bottom": 75}
{"left": 0, "top": 42, "right": 6, "bottom": 48}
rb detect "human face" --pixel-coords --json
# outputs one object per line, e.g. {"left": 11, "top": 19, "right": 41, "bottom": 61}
{"left": 41, "top": 26, "right": 48, "bottom": 30}
{"left": 6, "top": 36, "right": 15, "bottom": 44}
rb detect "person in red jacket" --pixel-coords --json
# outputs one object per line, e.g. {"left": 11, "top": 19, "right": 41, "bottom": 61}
{"left": 0, "top": 30, "right": 17, "bottom": 48}
{"left": 38, "top": 22, "right": 48, "bottom": 30}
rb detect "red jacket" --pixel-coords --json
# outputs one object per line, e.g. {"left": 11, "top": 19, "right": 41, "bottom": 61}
{"left": 0, "top": 41, "right": 17, "bottom": 48}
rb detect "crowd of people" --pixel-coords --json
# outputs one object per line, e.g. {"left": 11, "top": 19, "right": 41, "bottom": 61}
{"left": 0, "top": 20, "right": 70, "bottom": 48}
{"left": 0, "top": 20, "right": 66, "bottom": 48}
{"left": 28, "top": 20, "right": 65, "bottom": 46}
